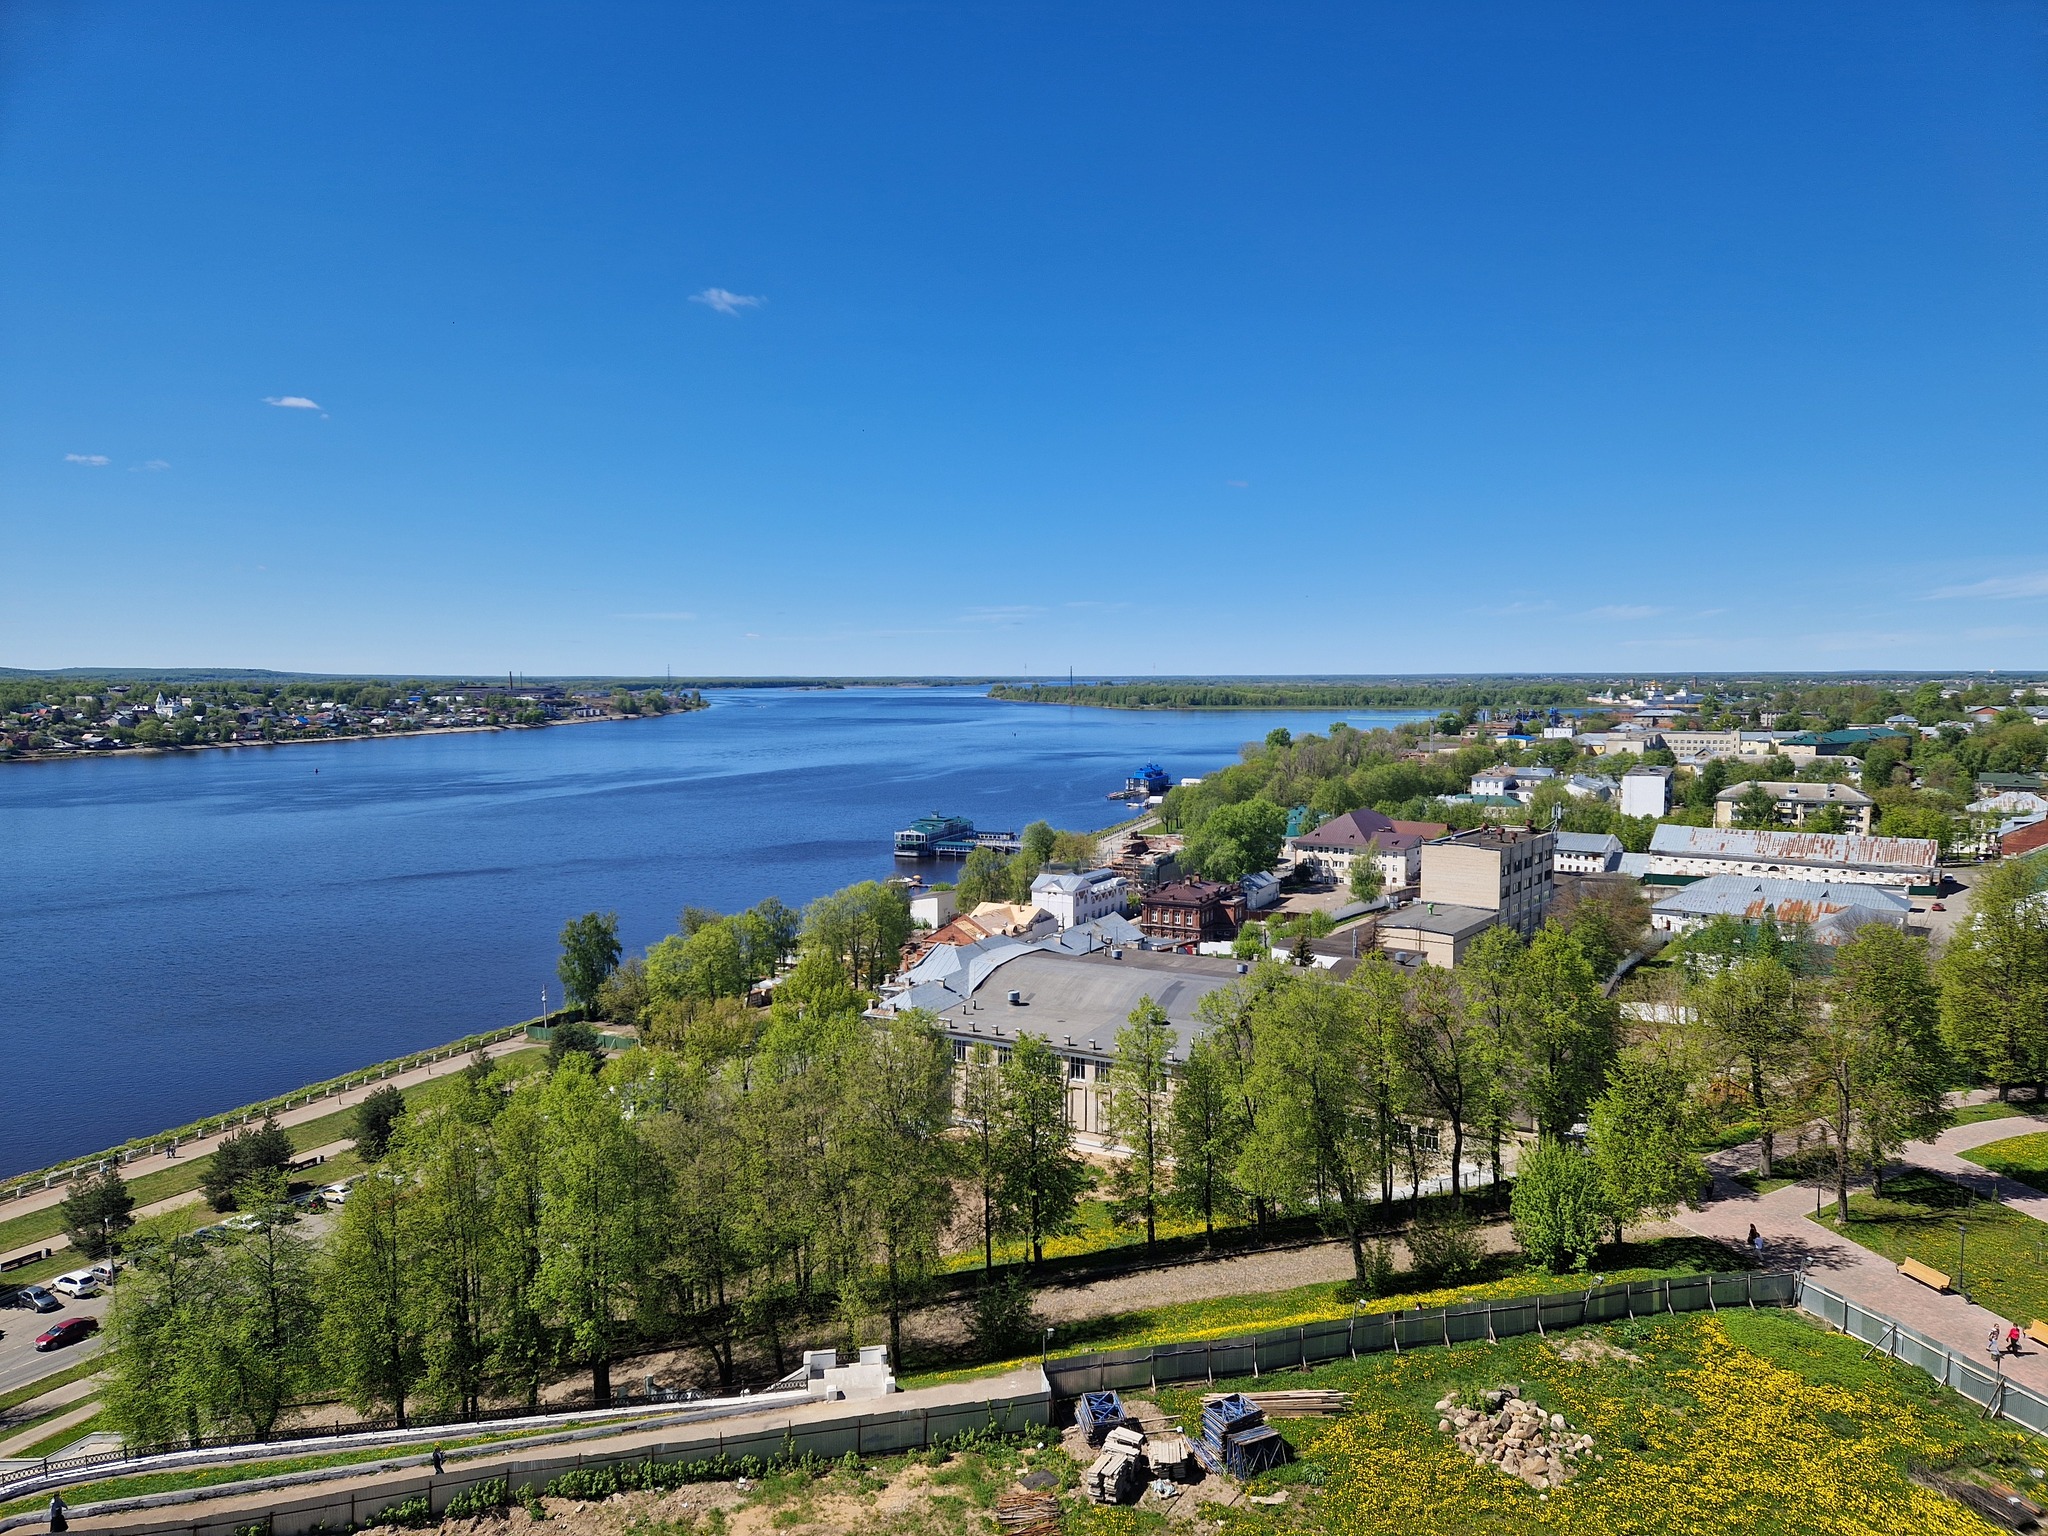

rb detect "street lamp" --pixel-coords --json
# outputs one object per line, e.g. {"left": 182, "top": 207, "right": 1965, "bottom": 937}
{"left": 1958, "top": 1221, "right": 1969, "bottom": 1300}
{"left": 1041, "top": 1326, "right": 1055, "bottom": 1367}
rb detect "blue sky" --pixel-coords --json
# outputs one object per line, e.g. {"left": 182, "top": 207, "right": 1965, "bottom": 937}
{"left": 3, "top": 1, "right": 2046, "bottom": 676}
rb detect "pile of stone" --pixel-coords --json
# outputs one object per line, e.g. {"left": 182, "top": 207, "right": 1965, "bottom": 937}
{"left": 1434, "top": 1388, "right": 1595, "bottom": 1491}
{"left": 1084, "top": 1425, "right": 1149, "bottom": 1504}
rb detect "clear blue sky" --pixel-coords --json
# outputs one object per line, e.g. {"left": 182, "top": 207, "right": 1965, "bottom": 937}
{"left": 4, "top": 2, "right": 2046, "bottom": 676}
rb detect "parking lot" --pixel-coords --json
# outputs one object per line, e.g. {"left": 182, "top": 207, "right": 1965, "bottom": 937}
{"left": 0, "top": 1287, "right": 108, "bottom": 1402}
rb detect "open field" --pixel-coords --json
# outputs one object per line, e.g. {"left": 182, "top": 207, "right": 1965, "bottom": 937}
{"left": 1810, "top": 1168, "right": 2048, "bottom": 1328}
{"left": 1962, "top": 1130, "right": 2048, "bottom": 1197}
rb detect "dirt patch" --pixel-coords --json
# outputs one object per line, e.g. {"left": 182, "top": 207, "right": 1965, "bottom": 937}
{"left": 1551, "top": 1334, "right": 1645, "bottom": 1366}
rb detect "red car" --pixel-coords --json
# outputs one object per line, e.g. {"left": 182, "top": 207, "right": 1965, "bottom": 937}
{"left": 33, "top": 1317, "right": 98, "bottom": 1352}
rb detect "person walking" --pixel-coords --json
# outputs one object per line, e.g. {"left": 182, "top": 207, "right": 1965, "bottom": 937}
{"left": 1991, "top": 1327, "right": 2005, "bottom": 1362}
{"left": 432, "top": 1445, "right": 446, "bottom": 1476}
{"left": 1747, "top": 1224, "right": 1764, "bottom": 1261}
{"left": 2009, "top": 1325, "right": 2025, "bottom": 1356}
{"left": 46, "top": 1493, "right": 66, "bottom": 1533}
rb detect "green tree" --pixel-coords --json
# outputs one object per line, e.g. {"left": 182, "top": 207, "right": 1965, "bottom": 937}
{"left": 533, "top": 1058, "right": 669, "bottom": 1405}
{"left": 645, "top": 920, "right": 750, "bottom": 1002}
{"left": 557, "top": 910, "right": 622, "bottom": 1015}
{"left": 1398, "top": 965, "right": 1485, "bottom": 1200}
{"left": 954, "top": 846, "right": 1013, "bottom": 909}
{"left": 1691, "top": 956, "right": 1810, "bottom": 1176}
{"left": 545, "top": 1017, "right": 607, "bottom": 1072}
{"left": 202, "top": 1118, "right": 295, "bottom": 1212}
{"left": 1244, "top": 972, "right": 1386, "bottom": 1279}
{"left": 1182, "top": 798, "right": 1289, "bottom": 883}
{"left": 958, "top": 1044, "right": 1010, "bottom": 1270}
{"left": 998, "top": 1035, "right": 1090, "bottom": 1264}
{"left": 1105, "top": 998, "right": 1175, "bottom": 1247}
{"left": 322, "top": 1168, "right": 424, "bottom": 1426}
{"left": 1509, "top": 1140, "right": 1607, "bottom": 1272}
{"left": 61, "top": 1168, "right": 136, "bottom": 1260}
{"left": 1805, "top": 804, "right": 1849, "bottom": 835}
{"left": 1513, "top": 925, "right": 1619, "bottom": 1139}
{"left": 1810, "top": 925, "right": 1951, "bottom": 1216}
{"left": 408, "top": 1107, "right": 498, "bottom": 1419}
{"left": 103, "top": 1222, "right": 214, "bottom": 1448}
{"left": 1731, "top": 782, "right": 1780, "bottom": 830}
{"left": 353, "top": 1084, "right": 407, "bottom": 1162}
{"left": 1587, "top": 1051, "right": 1706, "bottom": 1240}
{"left": 485, "top": 1083, "right": 552, "bottom": 1410}
{"left": 648, "top": 1064, "right": 755, "bottom": 1392}
{"left": 802, "top": 881, "right": 914, "bottom": 989}
{"left": 1347, "top": 841, "right": 1386, "bottom": 904}
{"left": 1167, "top": 1032, "right": 1243, "bottom": 1242}
{"left": 207, "top": 1178, "right": 323, "bottom": 1439}
{"left": 1020, "top": 820, "right": 1058, "bottom": 865}
{"left": 1937, "top": 858, "right": 2048, "bottom": 1098}
{"left": 844, "top": 1010, "right": 957, "bottom": 1363}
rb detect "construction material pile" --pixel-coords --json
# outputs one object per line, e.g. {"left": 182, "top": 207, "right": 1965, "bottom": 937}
{"left": 1202, "top": 1389, "right": 1350, "bottom": 1418}
{"left": 1084, "top": 1424, "right": 1148, "bottom": 1504}
{"left": 1435, "top": 1388, "right": 1594, "bottom": 1490}
{"left": 994, "top": 1488, "right": 1062, "bottom": 1536}
{"left": 1078, "top": 1390, "right": 1133, "bottom": 1446}
{"left": 1192, "top": 1392, "right": 1292, "bottom": 1479}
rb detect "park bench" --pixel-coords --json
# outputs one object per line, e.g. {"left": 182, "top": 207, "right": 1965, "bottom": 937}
{"left": 1898, "top": 1258, "right": 1952, "bottom": 1293}
{"left": 2027, "top": 1320, "right": 2048, "bottom": 1350}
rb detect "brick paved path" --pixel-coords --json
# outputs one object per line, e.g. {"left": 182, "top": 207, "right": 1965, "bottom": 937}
{"left": 1677, "top": 1110, "right": 2048, "bottom": 1398}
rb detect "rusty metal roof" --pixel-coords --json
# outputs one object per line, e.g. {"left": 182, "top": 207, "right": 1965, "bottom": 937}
{"left": 1648, "top": 823, "right": 1936, "bottom": 872}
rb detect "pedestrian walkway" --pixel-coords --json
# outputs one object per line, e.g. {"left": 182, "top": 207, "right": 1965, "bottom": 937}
{"left": 1677, "top": 1110, "right": 2048, "bottom": 1400}
{"left": 0, "top": 1038, "right": 531, "bottom": 1226}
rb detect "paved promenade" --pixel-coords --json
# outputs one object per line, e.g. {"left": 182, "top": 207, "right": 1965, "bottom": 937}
{"left": 0, "top": 1038, "right": 532, "bottom": 1269}
{"left": 1677, "top": 1109, "right": 2048, "bottom": 1398}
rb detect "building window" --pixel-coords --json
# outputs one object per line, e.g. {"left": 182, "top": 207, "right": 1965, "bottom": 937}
{"left": 952, "top": 1040, "right": 969, "bottom": 1062}
{"left": 1068, "top": 1057, "right": 1087, "bottom": 1080}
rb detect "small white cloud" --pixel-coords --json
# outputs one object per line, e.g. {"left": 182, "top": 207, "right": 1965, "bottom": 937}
{"left": 690, "top": 287, "right": 763, "bottom": 317}
{"left": 1585, "top": 604, "right": 1666, "bottom": 621}
{"left": 1928, "top": 572, "right": 2048, "bottom": 601}
{"left": 264, "top": 395, "right": 323, "bottom": 410}
{"left": 131, "top": 459, "right": 171, "bottom": 472}
{"left": 63, "top": 453, "right": 110, "bottom": 466}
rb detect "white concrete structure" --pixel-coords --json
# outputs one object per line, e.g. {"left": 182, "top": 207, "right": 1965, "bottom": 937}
{"left": 1028, "top": 867, "right": 1127, "bottom": 929}
{"left": 1620, "top": 765, "right": 1672, "bottom": 818}
{"left": 1552, "top": 830, "right": 1623, "bottom": 874}
{"left": 1648, "top": 876, "right": 1911, "bottom": 941}
{"left": 909, "top": 889, "right": 957, "bottom": 930}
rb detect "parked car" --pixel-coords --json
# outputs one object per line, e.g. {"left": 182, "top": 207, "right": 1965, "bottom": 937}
{"left": 88, "top": 1261, "right": 120, "bottom": 1287}
{"left": 51, "top": 1270, "right": 101, "bottom": 1300}
{"left": 317, "top": 1182, "right": 352, "bottom": 1207}
{"left": 16, "top": 1285, "right": 61, "bottom": 1313}
{"left": 34, "top": 1316, "right": 99, "bottom": 1352}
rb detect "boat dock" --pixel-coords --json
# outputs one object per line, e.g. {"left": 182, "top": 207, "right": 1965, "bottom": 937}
{"left": 893, "top": 813, "right": 1022, "bottom": 858}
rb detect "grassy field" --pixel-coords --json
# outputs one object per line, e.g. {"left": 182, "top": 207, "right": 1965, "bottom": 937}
{"left": 905, "top": 1236, "right": 1750, "bottom": 1388}
{"left": 11, "top": 1407, "right": 106, "bottom": 1460}
{"left": 941, "top": 1198, "right": 1247, "bottom": 1272}
{"left": 0, "top": 1357, "right": 102, "bottom": 1418}
{"left": 1950, "top": 1103, "right": 2038, "bottom": 1127}
{"left": 0, "top": 1048, "right": 542, "bottom": 1262}
{"left": 1962, "top": 1129, "right": 2048, "bottom": 1197}
{"left": 1811, "top": 1168, "right": 2048, "bottom": 1326}
{"left": 1120, "top": 1307, "right": 2042, "bottom": 1536}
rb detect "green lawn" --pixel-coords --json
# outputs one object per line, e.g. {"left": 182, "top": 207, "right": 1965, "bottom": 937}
{"left": 1105, "top": 1307, "right": 2042, "bottom": 1536}
{"left": 905, "top": 1235, "right": 1749, "bottom": 1388}
{"left": 941, "top": 1198, "right": 1247, "bottom": 1272}
{"left": 1811, "top": 1167, "right": 2048, "bottom": 1326}
{"left": 1950, "top": 1103, "right": 2042, "bottom": 1127}
{"left": 1961, "top": 1129, "right": 2048, "bottom": 1197}
{"left": 0, "top": 1048, "right": 541, "bottom": 1259}
{"left": 12, "top": 1408, "right": 106, "bottom": 1461}
{"left": 0, "top": 1357, "right": 103, "bottom": 1418}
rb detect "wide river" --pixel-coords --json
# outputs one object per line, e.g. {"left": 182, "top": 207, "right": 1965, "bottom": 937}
{"left": 0, "top": 687, "right": 1428, "bottom": 1176}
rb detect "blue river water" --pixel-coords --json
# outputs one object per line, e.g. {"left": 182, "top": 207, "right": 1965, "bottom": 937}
{"left": 0, "top": 687, "right": 1428, "bottom": 1175}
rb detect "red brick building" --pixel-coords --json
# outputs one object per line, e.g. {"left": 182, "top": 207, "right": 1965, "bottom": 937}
{"left": 1139, "top": 879, "right": 1245, "bottom": 947}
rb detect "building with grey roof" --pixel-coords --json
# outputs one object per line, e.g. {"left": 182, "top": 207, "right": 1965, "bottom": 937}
{"left": 1649, "top": 876, "right": 1911, "bottom": 943}
{"left": 1551, "top": 830, "right": 1623, "bottom": 874}
{"left": 1712, "top": 780, "right": 1874, "bottom": 834}
{"left": 1646, "top": 823, "right": 1939, "bottom": 893}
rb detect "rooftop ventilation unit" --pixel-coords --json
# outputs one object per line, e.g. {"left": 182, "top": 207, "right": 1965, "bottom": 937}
{"left": 1007, "top": 990, "right": 1023, "bottom": 1005}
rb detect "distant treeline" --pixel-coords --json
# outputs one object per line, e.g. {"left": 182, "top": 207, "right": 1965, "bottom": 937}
{"left": 988, "top": 682, "right": 1593, "bottom": 711}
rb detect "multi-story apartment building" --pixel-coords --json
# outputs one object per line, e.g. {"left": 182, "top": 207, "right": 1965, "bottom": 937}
{"left": 1712, "top": 780, "right": 1875, "bottom": 834}
{"left": 1419, "top": 826, "right": 1556, "bottom": 937}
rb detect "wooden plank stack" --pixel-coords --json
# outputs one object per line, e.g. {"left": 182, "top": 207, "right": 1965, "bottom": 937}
{"left": 1084, "top": 1425, "right": 1148, "bottom": 1504}
{"left": 994, "top": 1489, "right": 1062, "bottom": 1536}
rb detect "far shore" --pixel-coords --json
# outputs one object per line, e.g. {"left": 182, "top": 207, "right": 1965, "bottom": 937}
{"left": 0, "top": 706, "right": 678, "bottom": 767}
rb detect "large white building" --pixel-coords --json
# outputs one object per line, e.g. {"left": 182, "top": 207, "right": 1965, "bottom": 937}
{"left": 1620, "top": 765, "right": 1672, "bottom": 818}
{"left": 1645, "top": 824, "right": 1939, "bottom": 893}
{"left": 1028, "top": 866, "right": 1127, "bottom": 929}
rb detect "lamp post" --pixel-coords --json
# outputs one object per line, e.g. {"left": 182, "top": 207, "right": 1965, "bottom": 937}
{"left": 1041, "top": 1326, "right": 1055, "bottom": 1368}
{"left": 1958, "top": 1221, "right": 1968, "bottom": 1300}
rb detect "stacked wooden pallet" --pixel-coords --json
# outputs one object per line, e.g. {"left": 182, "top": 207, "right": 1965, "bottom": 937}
{"left": 1202, "top": 1389, "right": 1351, "bottom": 1417}
{"left": 1084, "top": 1425, "right": 1148, "bottom": 1504}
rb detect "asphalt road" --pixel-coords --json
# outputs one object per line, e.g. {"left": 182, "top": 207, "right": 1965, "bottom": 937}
{"left": 0, "top": 1290, "right": 108, "bottom": 1400}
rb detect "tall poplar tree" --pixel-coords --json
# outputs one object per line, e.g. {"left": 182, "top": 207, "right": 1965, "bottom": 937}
{"left": 997, "top": 1034, "right": 1090, "bottom": 1265}
{"left": 1106, "top": 998, "right": 1175, "bottom": 1247}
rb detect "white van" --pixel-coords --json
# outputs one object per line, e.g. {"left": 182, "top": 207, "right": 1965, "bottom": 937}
{"left": 52, "top": 1270, "right": 102, "bottom": 1300}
